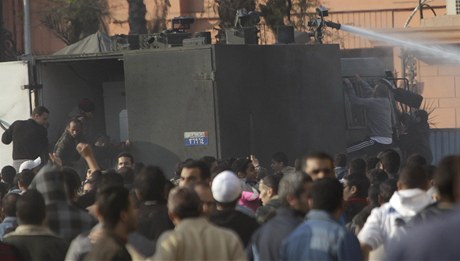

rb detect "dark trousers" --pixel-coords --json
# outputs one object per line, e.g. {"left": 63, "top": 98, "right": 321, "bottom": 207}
{"left": 346, "top": 138, "right": 392, "bottom": 160}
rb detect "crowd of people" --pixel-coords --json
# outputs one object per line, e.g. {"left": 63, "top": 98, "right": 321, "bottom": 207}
{"left": 0, "top": 104, "right": 459, "bottom": 261}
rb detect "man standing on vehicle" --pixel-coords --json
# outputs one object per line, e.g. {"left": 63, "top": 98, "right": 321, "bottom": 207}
{"left": 2, "top": 106, "right": 49, "bottom": 171}
{"left": 344, "top": 75, "right": 393, "bottom": 159}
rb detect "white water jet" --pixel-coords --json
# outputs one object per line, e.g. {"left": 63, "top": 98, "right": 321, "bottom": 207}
{"left": 340, "top": 24, "right": 460, "bottom": 63}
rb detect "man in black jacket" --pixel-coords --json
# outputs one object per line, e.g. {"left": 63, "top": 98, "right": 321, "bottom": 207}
{"left": 249, "top": 173, "right": 313, "bottom": 260}
{"left": 2, "top": 106, "right": 49, "bottom": 171}
{"left": 343, "top": 174, "right": 370, "bottom": 224}
{"left": 85, "top": 186, "right": 136, "bottom": 261}
{"left": 210, "top": 171, "right": 259, "bottom": 247}
{"left": 133, "top": 166, "right": 174, "bottom": 242}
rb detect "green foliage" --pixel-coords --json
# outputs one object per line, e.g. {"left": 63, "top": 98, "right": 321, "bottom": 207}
{"left": 259, "top": 0, "right": 286, "bottom": 29}
{"left": 41, "top": 0, "right": 108, "bottom": 45}
{"left": 259, "top": 0, "right": 318, "bottom": 35}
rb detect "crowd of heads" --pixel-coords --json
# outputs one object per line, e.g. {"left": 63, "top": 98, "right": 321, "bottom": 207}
{"left": 1, "top": 104, "right": 460, "bottom": 260}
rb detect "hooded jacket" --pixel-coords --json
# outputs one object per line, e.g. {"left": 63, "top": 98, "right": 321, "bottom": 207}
{"left": 358, "top": 188, "right": 431, "bottom": 250}
{"left": 29, "top": 166, "right": 95, "bottom": 242}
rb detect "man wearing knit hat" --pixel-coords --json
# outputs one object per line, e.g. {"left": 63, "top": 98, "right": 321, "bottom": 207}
{"left": 209, "top": 171, "right": 259, "bottom": 247}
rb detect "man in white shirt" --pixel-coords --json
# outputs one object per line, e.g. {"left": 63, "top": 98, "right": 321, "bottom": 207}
{"left": 358, "top": 165, "right": 431, "bottom": 260}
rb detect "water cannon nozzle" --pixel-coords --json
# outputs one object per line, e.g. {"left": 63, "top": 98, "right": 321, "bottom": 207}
{"left": 324, "top": 21, "right": 341, "bottom": 30}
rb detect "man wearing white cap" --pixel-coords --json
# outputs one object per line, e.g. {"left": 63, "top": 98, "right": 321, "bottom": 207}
{"left": 209, "top": 171, "right": 259, "bottom": 247}
{"left": 18, "top": 157, "right": 41, "bottom": 173}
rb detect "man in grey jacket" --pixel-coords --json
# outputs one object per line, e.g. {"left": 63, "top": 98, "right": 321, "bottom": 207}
{"left": 344, "top": 75, "right": 393, "bottom": 158}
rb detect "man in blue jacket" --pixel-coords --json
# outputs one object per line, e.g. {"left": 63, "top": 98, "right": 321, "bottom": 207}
{"left": 281, "top": 177, "right": 363, "bottom": 261}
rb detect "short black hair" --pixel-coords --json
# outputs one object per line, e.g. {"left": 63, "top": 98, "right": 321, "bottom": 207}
{"left": 168, "top": 186, "right": 202, "bottom": 219}
{"left": 366, "top": 157, "right": 380, "bottom": 171}
{"left": 62, "top": 168, "right": 81, "bottom": 199}
{"left": 272, "top": 152, "right": 289, "bottom": 166}
{"left": 344, "top": 174, "right": 370, "bottom": 198}
{"left": 17, "top": 189, "right": 46, "bottom": 225}
{"left": 2, "top": 193, "right": 19, "bottom": 217}
{"left": 66, "top": 117, "right": 82, "bottom": 128}
{"left": 368, "top": 183, "right": 380, "bottom": 207}
{"left": 200, "top": 156, "right": 217, "bottom": 169}
{"left": 435, "top": 156, "right": 460, "bottom": 202}
{"left": 18, "top": 170, "right": 35, "bottom": 189}
{"left": 231, "top": 158, "right": 252, "bottom": 174}
{"left": 1, "top": 166, "right": 16, "bottom": 187}
{"left": 0, "top": 183, "right": 8, "bottom": 199}
{"left": 379, "top": 149, "right": 401, "bottom": 175}
{"left": 425, "top": 165, "right": 437, "bottom": 181}
{"left": 379, "top": 179, "right": 397, "bottom": 203}
{"left": 211, "top": 160, "right": 233, "bottom": 179}
{"left": 399, "top": 165, "right": 428, "bottom": 190}
{"left": 406, "top": 154, "right": 427, "bottom": 167}
{"left": 367, "top": 169, "right": 388, "bottom": 185}
{"left": 134, "top": 166, "right": 167, "bottom": 202}
{"left": 311, "top": 177, "right": 343, "bottom": 213}
{"left": 183, "top": 160, "right": 211, "bottom": 181}
{"left": 134, "top": 162, "right": 145, "bottom": 175}
{"left": 262, "top": 175, "right": 282, "bottom": 195}
{"left": 174, "top": 161, "right": 186, "bottom": 178}
{"left": 31, "top": 106, "right": 49, "bottom": 116}
{"left": 117, "top": 152, "right": 134, "bottom": 164}
{"left": 99, "top": 170, "right": 124, "bottom": 191}
{"left": 279, "top": 173, "right": 312, "bottom": 206}
{"left": 304, "top": 152, "right": 334, "bottom": 168}
{"left": 349, "top": 158, "right": 366, "bottom": 176}
{"left": 334, "top": 154, "right": 347, "bottom": 168}
{"left": 97, "top": 186, "right": 131, "bottom": 229}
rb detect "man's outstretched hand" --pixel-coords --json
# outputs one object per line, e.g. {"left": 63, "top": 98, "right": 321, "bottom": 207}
{"left": 76, "top": 143, "right": 100, "bottom": 172}
{"left": 76, "top": 143, "right": 92, "bottom": 158}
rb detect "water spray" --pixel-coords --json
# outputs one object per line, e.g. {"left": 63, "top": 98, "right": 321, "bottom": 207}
{"left": 339, "top": 25, "right": 460, "bottom": 63}
{"left": 308, "top": 6, "right": 460, "bottom": 63}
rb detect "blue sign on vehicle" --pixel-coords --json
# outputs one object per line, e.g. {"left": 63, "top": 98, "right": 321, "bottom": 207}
{"left": 184, "top": 131, "right": 209, "bottom": 146}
